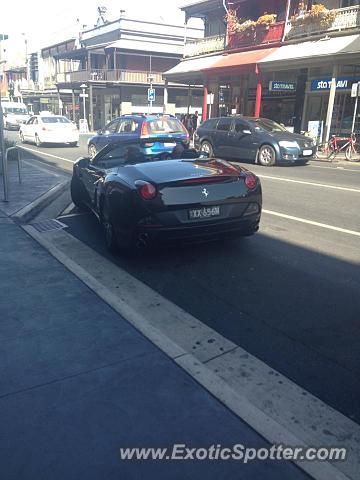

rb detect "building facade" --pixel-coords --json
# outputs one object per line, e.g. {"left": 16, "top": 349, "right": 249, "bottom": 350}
{"left": 165, "top": 0, "right": 360, "bottom": 141}
{"left": 2, "top": 16, "right": 204, "bottom": 131}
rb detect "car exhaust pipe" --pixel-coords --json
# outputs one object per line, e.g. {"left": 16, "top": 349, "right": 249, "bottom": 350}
{"left": 136, "top": 233, "right": 149, "bottom": 249}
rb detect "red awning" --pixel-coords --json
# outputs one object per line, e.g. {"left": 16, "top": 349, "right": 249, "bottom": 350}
{"left": 202, "top": 47, "right": 278, "bottom": 75}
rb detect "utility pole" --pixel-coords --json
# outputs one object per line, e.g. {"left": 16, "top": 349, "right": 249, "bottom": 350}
{"left": 0, "top": 33, "right": 9, "bottom": 200}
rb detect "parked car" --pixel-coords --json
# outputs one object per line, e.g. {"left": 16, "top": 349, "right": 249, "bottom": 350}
{"left": 2, "top": 102, "right": 31, "bottom": 130}
{"left": 19, "top": 114, "right": 79, "bottom": 147}
{"left": 87, "top": 114, "right": 189, "bottom": 158}
{"left": 194, "top": 116, "right": 316, "bottom": 166}
{"left": 71, "top": 137, "right": 262, "bottom": 253}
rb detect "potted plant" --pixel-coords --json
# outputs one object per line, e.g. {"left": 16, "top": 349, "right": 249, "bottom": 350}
{"left": 256, "top": 13, "right": 277, "bottom": 28}
{"left": 292, "top": 4, "right": 336, "bottom": 29}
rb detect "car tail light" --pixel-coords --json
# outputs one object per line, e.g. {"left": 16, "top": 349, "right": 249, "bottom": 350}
{"left": 244, "top": 174, "right": 258, "bottom": 190}
{"left": 140, "top": 122, "right": 150, "bottom": 137}
{"left": 137, "top": 182, "right": 157, "bottom": 200}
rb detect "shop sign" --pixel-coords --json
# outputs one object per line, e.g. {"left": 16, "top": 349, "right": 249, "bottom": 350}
{"left": 311, "top": 77, "right": 360, "bottom": 91}
{"left": 308, "top": 120, "right": 324, "bottom": 142}
{"left": 269, "top": 81, "right": 297, "bottom": 92}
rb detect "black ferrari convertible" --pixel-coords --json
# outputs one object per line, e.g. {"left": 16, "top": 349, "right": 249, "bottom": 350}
{"left": 70, "top": 138, "right": 262, "bottom": 252}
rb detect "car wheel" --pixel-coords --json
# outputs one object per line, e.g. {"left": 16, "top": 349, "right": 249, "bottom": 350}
{"left": 20, "top": 131, "right": 25, "bottom": 143}
{"left": 258, "top": 144, "right": 276, "bottom": 166}
{"left": 35, "top": 134, "right": 43, "bottom": 147}
{"left": 101, "top": 201, "right": 119, "bottom": 253}
{"left": 88, "top": 143, "right": 97, "bottom": 158}
{"left": 70, "top": 175, "right": 87, "bottom": 210}
{"left": 201, "top": 141, "right": 214, "bottom": 157}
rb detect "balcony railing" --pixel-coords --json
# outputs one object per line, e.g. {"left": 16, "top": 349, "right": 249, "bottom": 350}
{"left": 56, "top": 69, "right": 164, "bottom": 84}
{"left": 227, "top": 22, "right": 285, "bottom": 50}
{"left": 286, "top": 5, "right": 360, "bottom": 39}
{"left": 184, "top": 35, "right": 226, "bottom": 58}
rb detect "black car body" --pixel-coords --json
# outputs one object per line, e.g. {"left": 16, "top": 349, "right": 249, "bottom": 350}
{"left": 194, "top": 116, "right": 316, "bottom": 166}
{"left": 71, "top": 137, "right": 262, "bottom": 252}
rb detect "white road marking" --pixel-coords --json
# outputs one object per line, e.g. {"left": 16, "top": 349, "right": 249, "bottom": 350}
{"left": 263, "top": 209, "right": 360, "bottom": 238}
{"left": 258, "top": 174, "right": 360, "bottom": 193}
{"left": 309, "top": 164, "right": 360, "bottom": 173}
{"left": 19, "top": 146, "right": 75, "bottom": 163}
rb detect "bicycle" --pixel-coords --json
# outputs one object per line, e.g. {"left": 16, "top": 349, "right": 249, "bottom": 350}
{"left": 318, "top": 133, "right": 360, "bottom": 162}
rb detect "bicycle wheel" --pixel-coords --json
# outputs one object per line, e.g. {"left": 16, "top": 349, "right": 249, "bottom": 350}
{"left": 346, "top": 143, "right": 360, "bottom": 162}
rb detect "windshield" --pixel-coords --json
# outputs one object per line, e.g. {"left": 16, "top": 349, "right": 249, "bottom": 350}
{"left": 252, "top": 118, "right": 287, "bottom": 133}
{"left": 4, "top": 107, "right": 28, "bottom": 115}
{"left": 41, "top": 116, "right": 71, "bottom": 124}
{"left": 148, "top": 118, "right": 187, "bottom": 135}
{"left": 95, "top": 140, "right": 186, "bottom": 166}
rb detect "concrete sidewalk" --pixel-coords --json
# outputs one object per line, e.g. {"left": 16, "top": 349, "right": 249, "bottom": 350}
{"left": 0, "top": 161, "right": 309, "bottom": 479}
{"left": 0, "top": 153, "right": 70, "bottom": 219}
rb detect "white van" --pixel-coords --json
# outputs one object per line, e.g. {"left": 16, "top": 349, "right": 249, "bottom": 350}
{"left": 2, "top": 102, "right": 31, "bottom": 130}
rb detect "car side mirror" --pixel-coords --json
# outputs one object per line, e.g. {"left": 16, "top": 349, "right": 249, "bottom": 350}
{"left": 77, "top": 157, "right": 90, "bottom": 167}
{"left": 242, "top": 129, "right": 252, "bottom": 135}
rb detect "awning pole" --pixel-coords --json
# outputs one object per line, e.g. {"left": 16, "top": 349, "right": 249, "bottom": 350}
{"left": 202, "top": 83, "right": 208, "bottom": 122}
{"left": 324, "top": 64, "right": 338, "bottom": 142}
{"left": 255, "top": 72, "right": 263, "bottom": 118}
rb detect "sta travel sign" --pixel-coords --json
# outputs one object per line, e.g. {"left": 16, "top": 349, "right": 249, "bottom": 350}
{"left": 269, "top": 81, "right": 297, "bottom": 92}
{"left": 311, "top": 77, "right": 360, "bottom": 91}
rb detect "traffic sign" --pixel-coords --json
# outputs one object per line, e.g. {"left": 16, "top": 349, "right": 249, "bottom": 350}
{"left": 148, "top": 88, "right": 155, "bottom": 102}
{"left": 80, "top": 93, "right": 89, "bottom": 98}
{"left": 351, "top": 82, "right": 360, "bottom": 98}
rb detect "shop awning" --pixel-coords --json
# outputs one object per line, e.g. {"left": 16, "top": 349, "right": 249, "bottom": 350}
{"left": 259, "top": 34, "right": 360, "bottom": 67}
{"left": 203, "top": 47, "right": 278, "bottom": 75}
{"left": 164, "top": 53, "right": 222, "bottom": 83}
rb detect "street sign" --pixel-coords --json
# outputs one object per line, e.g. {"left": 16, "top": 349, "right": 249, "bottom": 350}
{"left": 351, "top": 82, "right": 360, "bottom": 98}
{"left": 79, "top": 119, "right": 89, "bottom": 133}
{"left": 148, "top": 88, "right": 155, "bottom": 102}
{"left": 79, "top": 93, "right": 89, "bottom": 98}
{"left": 207, "top": 93, "right": 214, "bottom": 105}
{"left": 269, "top": 81, "right": 296, "bottom": 92}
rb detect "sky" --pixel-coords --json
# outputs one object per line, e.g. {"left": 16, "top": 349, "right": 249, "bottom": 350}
{"left": 0, "top": 0, "right": 200, "bottom": 64}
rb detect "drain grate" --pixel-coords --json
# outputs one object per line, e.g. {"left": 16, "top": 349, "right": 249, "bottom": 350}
{"left": 30, "top": 218, "right": 68, "bottom": 233}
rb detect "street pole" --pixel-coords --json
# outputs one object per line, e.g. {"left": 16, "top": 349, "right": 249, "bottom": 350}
{"left": 82, "top": 87, "right": 86, "bottom": 120}
{"left": 351, "top": 83, "right": 359, "bottom": 134}
{"left": 0, "top": 35, "right": 9, "bottom": 200}
{"left": 150, "top": 80, "right": 153, "bottom": 114}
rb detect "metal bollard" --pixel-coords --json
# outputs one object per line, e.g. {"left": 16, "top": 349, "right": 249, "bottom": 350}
{"left": 2, "top": 147, "right": 22, "bottom": 202}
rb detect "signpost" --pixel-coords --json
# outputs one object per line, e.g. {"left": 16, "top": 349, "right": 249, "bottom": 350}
{"left": 148, "top": 87, "right": 155, "bottom": 113}
{"left": 351, "top": 82, "right": 360, "bottom": 133}
{"left": 0, "top": 33, "right": 9, "bottom": 200}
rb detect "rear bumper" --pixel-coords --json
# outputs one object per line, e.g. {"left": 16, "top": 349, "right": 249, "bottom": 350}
{"left": 135, "top": 213, "right": 261, "bottom": 244}
{"left": 40, "top": 132, "right": 79, "bottom": 144}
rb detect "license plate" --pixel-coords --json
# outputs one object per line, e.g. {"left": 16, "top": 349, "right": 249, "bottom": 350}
{"left": 188, "top": 206, "right": 220, "bottom": 220}
{"left": 303, "top": 149, "right": 313, "bottom": 156}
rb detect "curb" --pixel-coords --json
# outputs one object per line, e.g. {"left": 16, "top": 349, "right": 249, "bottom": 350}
{"left": 312, "top": 157, "right": 360, "bottom": 167}
{"left": 11, "top": 180, "right": 70, "bottom": 224}
{"left": 22, "top": 223, "right": 356, "bottom": 480}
